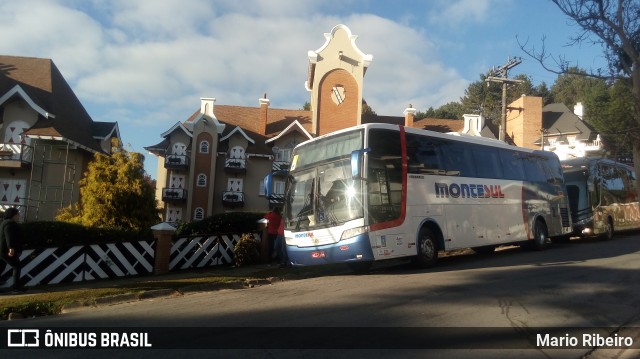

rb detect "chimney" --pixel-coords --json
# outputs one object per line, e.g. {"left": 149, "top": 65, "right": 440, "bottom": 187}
{"left": 259, "top": 93, "right": 270, "bottom": 135}
{"left": 200, "top": 97, "right": 216, "bottom": 118}
{"left": 574, "top": 102, "right": 583, "bottom": 119}
{"left": 404, "top": 104, "right": 417, "bottom": 128}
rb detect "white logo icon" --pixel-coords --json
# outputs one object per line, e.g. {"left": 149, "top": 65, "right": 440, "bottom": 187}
{"left": 7, "top": 329, "right": 40, "bottom": 347}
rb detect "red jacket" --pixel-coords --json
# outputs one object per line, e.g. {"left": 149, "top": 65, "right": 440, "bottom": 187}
{"left": 264, "top": 211, "right": 282, "bottom": 235}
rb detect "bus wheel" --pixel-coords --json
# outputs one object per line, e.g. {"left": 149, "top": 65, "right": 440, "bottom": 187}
{"left": 347, "top": 261, "right": 372, "bottom": 274}
{"left": 530, "top": 220, "right": 548, "bottom": 251}
{"left": 414, "top": 228, "right": 438, "bottom": 267}
{"left": 601, "top": 218, "right": 614, "bottom": 241}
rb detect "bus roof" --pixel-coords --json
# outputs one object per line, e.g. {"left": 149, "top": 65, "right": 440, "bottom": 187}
{"left": 561, "top": 157, "right": 635, "bottom": 172}
{"left": 295, "top": 123, "right": 544, "bottom": 155}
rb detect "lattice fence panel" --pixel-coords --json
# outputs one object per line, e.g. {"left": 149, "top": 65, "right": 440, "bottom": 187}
{"left": 85, "top": 241, "right": 155, "bottom": 280}
{"left": 0, "top": 246, "right": 86, "bottom": 287}
{"left": 0, "top": 239, "right": 155, "bottom": 288}
{"left": 169, "top": 233, "right": 259, "bottom": 270}
{"left": 0, "top": 232, "right": 257, "bottom": 288}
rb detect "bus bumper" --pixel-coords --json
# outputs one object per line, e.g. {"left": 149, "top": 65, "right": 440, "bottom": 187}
{"left": 287, "top": 233, "right": 375, "bottom": 266}
{"left": 573, "top": 218, "right": 595, "bottom": 237}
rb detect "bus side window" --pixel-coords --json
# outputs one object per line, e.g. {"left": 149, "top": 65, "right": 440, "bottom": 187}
{"left": 406, "top": 134, "right": 443, "bottom": 175}
{"left": 441, "top": 140, "right": 476, "bottom": 177}
{"left": 522, "top": 155, "right": 547, "bottom": 183}
{"left": 471, "top": 145, "right": 503, "bottom": 179}
{"left": 600, "top": 165, "right": 623, "bottom": 205}
{"left": 499, "top": 149, "right": 525, "bottom": 180}
{"left": 623, "top": 168, "right": 638, "bottom": 202}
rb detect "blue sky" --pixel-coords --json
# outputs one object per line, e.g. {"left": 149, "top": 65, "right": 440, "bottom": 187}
{"left": 0, "top": 0, "right": 608, "bottom": 179}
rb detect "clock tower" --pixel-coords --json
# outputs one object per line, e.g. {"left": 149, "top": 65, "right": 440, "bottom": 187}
{"left": 306, "top": 24, "right": 373, "bottom": 136}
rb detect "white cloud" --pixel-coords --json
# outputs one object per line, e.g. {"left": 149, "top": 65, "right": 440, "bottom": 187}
{"left": 427, "top": 0, "right": 506, "bottom": 27}
{"left": 0, "top": 0, "right": 474, "bottom": 176}
{"left": 346, "top": 15, "right": 468, "bottom": 114}
{"left": 0, "top": 0, "right": 104, "bottom": 79}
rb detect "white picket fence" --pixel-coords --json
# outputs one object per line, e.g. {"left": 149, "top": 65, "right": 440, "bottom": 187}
{"left": 0, "top": 232, "right": 259, "bottom": 288}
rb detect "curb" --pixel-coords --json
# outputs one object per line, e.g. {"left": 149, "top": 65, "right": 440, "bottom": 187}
{"left": 59, "top": 277, "right": 280, "bottom": 314}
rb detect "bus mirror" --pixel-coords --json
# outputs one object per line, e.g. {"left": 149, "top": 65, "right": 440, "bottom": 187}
{"left": 351, "top": 148, "right": 370, "bottom": 179}
{"left": 264, "top": 172, "right": 273, "bottom": 197}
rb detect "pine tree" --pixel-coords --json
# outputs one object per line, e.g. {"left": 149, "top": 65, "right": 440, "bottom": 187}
{"left": 57, "top": 139, "right": 159, "bottom": 231}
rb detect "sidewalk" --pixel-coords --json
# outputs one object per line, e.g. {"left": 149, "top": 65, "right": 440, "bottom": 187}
{"left": 0, "top": 263, "right": 348, "bottom": 317}
{"left": 57, "top": 263, "right": 281, "bottom": 313}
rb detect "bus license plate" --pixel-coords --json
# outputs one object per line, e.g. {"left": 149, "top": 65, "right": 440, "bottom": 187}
{"left": 311, "top": 251, "right": 326, "bottom": 259}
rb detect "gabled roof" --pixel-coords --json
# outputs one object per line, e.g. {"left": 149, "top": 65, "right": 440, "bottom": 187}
{"left": 220, "top": 126, "right": 255, "bottom": 144}
{"left": 180, "top": 104, "right": 313, "bottom": 156}
{"left": 538, "top": 103, "right": 597, "bottom": 144}
{"left": 93, "top": 121, "right": 120, "bottom": 140}
{"left": 160, "top": 121, "right": 192, "bottom": 138}
{"left": 266, "top": 120, "right": 313, "bottom": 144}
{"left": 0, "top": 84, "right": 50, "bottom": 119}
{"left": 144, "top": 137, "right": 170, "bottom": 155}
{"left": 0, "top": 55, "right": 118, "bottom": 153}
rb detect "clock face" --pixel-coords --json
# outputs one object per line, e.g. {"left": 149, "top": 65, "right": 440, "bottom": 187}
{"left": 331, "top": 85, "right": 346, "bottom": 105}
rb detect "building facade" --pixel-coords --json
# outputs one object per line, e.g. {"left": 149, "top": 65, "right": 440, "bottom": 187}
{"left": 505, "top": 96, "right": 603, "bottom": 159}
{"left": 0, "top": 55, "right": 120, "bottom": 221}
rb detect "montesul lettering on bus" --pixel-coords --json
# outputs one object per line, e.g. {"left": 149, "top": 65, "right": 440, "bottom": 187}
{"left": 435, "top": 182, "right": 505, "bottom": 199}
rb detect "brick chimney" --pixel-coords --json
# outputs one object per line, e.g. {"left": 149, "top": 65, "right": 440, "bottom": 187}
{"left": 259, "top": 93, "right": 270, "bottom": 135}
{"left": 404, "top": 104, "right": 417, "bottom": 128}
{"left": 506, "top": 95, "right": 542, "bottom": 150}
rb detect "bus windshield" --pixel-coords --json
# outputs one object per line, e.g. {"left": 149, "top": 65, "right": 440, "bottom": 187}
{"left": 284, "top": 131, "right": 364, "bottom": 231}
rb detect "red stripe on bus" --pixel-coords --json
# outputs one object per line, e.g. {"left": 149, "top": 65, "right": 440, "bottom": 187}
{"left": 521, "top": 183, "right": 530, "bottom": 240}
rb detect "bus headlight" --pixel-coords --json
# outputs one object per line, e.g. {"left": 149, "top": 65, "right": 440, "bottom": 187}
{"left": 346, "top": 185, "right": 357, "bottom": 198}
{"left": 341, "top": 226, "right": 367, "bottom": 241}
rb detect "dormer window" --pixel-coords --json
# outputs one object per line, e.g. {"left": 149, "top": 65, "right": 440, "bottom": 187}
{"left": 199, "top": 140, "right": 210, "bottom": 153}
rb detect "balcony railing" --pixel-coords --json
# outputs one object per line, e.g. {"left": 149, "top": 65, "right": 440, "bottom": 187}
{"left": 162, "top": 187, "right": 188, "bottom": 202}
{"left": 222, "top": 191, "right": 245, "bottom": 208}
{"left": 0, "top": 143, "right": 33, "bottom": 166}
{"left": 164, "top": 155, "right": 189, "bottom": 169}
{"left": 272, "top": 161, "right": 289, "bottom": 172}
{"left": 224, "top": 158, "right": 246, "bottom": 174}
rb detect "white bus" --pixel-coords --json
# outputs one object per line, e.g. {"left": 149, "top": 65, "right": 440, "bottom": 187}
{"left": 276, "top": 123, "right": 572, "bottom": 270}
{"left": 562, "top": 157, "right": 640, "bottom": 240}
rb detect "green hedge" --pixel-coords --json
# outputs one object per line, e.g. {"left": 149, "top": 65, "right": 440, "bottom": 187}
{"left": 20, "top": 221, "right": 153, "bottom": 249}
{"left": 176, "top": 212, "right": 265, "bottom": 236}
{"left": 0, "top": 211, "right": 264, "bottom": 249}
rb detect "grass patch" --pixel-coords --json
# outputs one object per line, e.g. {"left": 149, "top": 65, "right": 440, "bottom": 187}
{"left": 0, "top": 263, "right": 349, "bottom": 320}
{"left": 0, "top": 275, "right": 248, "bottom": 320}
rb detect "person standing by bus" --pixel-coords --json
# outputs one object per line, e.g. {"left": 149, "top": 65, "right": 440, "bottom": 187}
{"left": 264, "top": 207, "right": 282, "bottom": 264}
{"left": 274, "top": 216, "right": 289, "bottom": 268}
{"left": 0, "top": 208, "right": 26, "bottom": 293}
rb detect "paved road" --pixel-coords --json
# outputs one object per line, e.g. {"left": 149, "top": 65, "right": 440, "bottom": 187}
{"left": 2, "top": 233, "right": 640, "bottom": 359}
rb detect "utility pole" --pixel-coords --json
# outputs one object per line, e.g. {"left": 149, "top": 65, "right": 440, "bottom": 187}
{"left": 485, "top": 57, "right": 523, "bottom": 142}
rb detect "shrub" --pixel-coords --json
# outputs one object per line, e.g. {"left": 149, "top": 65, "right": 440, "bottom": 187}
{"left": 176, "top": 212, "right": 264, "bottom": 236}
{"left": 20, "top": 221, "right": 153, "bottom": 249}
{"left": 233, "top": 233, "right": 261, "bottom": 267}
